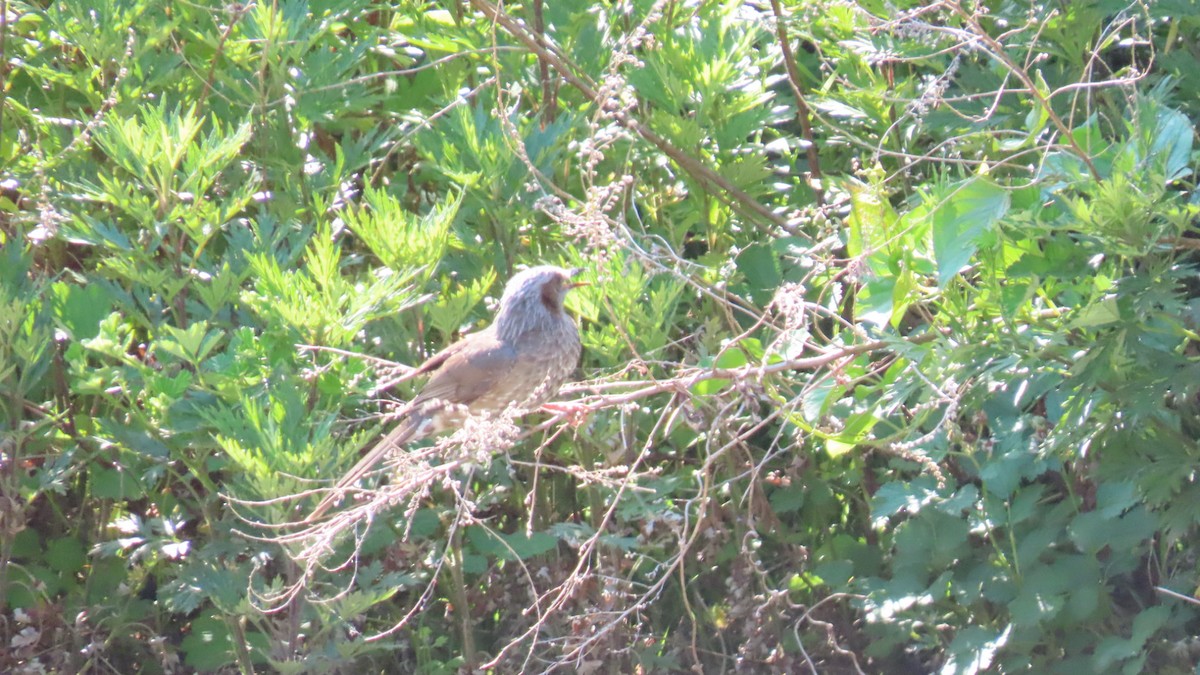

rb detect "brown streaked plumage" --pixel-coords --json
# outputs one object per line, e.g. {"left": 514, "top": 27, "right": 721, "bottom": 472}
{"left": 305, "top": 265, "right": 583, "bottom": 522}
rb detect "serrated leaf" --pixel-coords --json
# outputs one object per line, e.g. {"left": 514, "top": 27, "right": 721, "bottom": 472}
{"left": 164, "top": 562, "right": 245, "bottom": 615}
{"left": 1149, "top": 106, "right": 1193, "bottom": 181}
{"left": 737, "top": 244, "right": 781, "bottom": 296}
{"left": 159, "top": 321, "right": 223, "bottom": 365}
{"left": 497, "top": 531, "right": 558, "bottom": 560}
{"left": 1071, "top": 296, "right": 1120, "bottom": 328}
{"left": 940, "top": 624, "right": 1011, "bottom": 675}
{"left": 769, "top": 485, "right": 805, "bottom": 514}
{"left": 932, "top": 179, "right": 1009, "bottom": 287}
{"left": 871, "top": 478, "right": 940, "bottom": 526}
{"left": 51, "top": 282, "right": 114, "bottom": 340}
{"left": 1069, "top": 505, "right": 1154, "bottom": 554}
{"left": 1091, "top": 606, "right": 1170, "bottom": 671}
{"left": 847, "top": 176, "right": 901, "bottom": 277}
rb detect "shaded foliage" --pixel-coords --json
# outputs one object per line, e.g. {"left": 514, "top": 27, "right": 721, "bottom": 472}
{"left": 2, "top": 0, "right": 1199, "bottom": 673}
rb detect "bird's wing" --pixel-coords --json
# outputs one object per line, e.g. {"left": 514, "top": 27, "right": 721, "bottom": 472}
{"left": 304, "top": 331, "right": 517, "bottom": 523}
{"left": 411, "top": 332, "right": 519, "bottom": 409}
{"left": 409, "top": 333, "right": 472, "bottom": 377}
{"left": 369, "top": 331, "right": 478, "bottom": 395}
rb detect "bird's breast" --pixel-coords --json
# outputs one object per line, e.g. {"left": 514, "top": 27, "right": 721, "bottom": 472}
{"left": 472, "top": 321, "right": 579, "bottom": 413}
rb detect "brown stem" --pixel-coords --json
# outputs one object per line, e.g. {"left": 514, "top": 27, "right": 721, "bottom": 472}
{"left": 768, "top": 0, "right": 824, "bottom": 205}
{"left": 197, "top": 4, "right": 251, "bottom": 111}
{"left": 470, "top": 0, "right": 799, "bottom": 235}
{"left": 523, "top": 329, "right": 947, "bottom": 440}
{"left": 449, "top": 525, "right": 477, "bottom": 667}
{"left": 532, "top": 0, "right": 558, "bottom": 124}
{"left": 944, "top": 0, "right": 1101, "bottom": 180}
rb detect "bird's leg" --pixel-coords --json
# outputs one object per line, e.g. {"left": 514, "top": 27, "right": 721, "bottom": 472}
{"left": 541, "top": 400, "right": 591, "bottom": 427}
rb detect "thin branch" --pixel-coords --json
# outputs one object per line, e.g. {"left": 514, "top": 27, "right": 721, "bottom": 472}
{"left": 768, "top": 0, "right": 824, "bottom": 205}
{"left": 469, "top": 0, "right": 799, "bottom": 235}
{"left": 942, "top": 0, "right": 1102, "bottom": 179}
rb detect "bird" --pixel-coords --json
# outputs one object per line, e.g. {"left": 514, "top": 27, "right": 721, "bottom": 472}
{"left": 305, "top": 265, "right": 585, "bottom": 522}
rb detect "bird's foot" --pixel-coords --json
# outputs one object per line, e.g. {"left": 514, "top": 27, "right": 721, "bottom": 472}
{"left": 541, "top": 401, "right": 591, "bottom": 427}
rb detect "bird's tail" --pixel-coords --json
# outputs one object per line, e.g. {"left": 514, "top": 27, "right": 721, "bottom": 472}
{"left": 303, "top": 415, "right": 427, "bottom": 522}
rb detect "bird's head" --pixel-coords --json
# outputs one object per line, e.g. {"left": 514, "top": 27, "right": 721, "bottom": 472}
{"left": 495, "top": 265, "right": 584, "bottom": 337}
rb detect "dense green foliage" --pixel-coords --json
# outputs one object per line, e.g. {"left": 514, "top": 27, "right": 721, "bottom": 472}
{"left": 3, "top": 0, "right": 1200, "bottom": 672}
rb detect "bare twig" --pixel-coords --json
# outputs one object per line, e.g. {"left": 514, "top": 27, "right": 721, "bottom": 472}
{"left": 469, "top": 0, "right": 800, "bottom": 235}
{"left": 768, "top": 0, "right": 824, "bottom": 204}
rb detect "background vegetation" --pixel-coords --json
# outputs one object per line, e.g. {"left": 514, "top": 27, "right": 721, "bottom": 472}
{"left": 2, "top": 0, "right": 1200, "bottom": 672}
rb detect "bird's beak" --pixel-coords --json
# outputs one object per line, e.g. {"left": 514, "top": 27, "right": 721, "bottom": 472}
{"left": 568, "top": 267, "right": 588, "bottom": 288}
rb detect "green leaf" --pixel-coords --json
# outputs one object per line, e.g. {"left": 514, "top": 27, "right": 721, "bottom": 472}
{"left": 871, "top": 478, "right": 941, "bottom": 526}
{"left": 857, "top": 276, "right": 896, "bottom": 327}
{"left": 461, "top": 553, "right": 487, "bottom": 575}
{"left": 890, "top": 268, "right": 917, "bottom": 327}
{"left": 344, "top": 187, "right": 458, "bottom": 278}
{"left": 1091, "top": 606, "right": 1170, "bottom": 671}
{"left": 1068, "top": 504, "right": 1154, "bottom": 554}
{"left": 85, "top": 558, "right": 128, "bottom": 605}
{"left": 693, "top": 344, "right": 749, "bottom": 395}
{"left": 1071, "top": 295, "right": 1121, "bottom": 328}
{"left": 180, "top": 612, "right": 268, "bottom": 670}
{"left": 91, "top": 466, "right": 143, "bottom": 500}
{"left": 103, "top": 423, "right": 172, "bottom": 460}
{"left": 497, "top": 531, "right": 558, "bottom": 560}
{"left": 427, "top": 269, "right": 496, "bottom": 339}
{"left": 181, "top": 615, "right": 233, "bottom": 670}
{"left": 932, "top": 179, "right": 1010, "bottom": 287}
{"left": 736, "top": 243, "right": 781, "bottom": 303}
{"left": 47, "top": 537, "right": 86, "bottom": 574}
{"left": 941, "top": 625, "right": 1011, "bottom": 675}
{"left": 847, "top": 174, "right": 901, "bottom": 277}
{"left": 51, "top": 282, "right": 115, "bottom": 340}
{"left": 162, "top": 560, "right": 245, "bottom": 614}
{"left": 159, "top": 321, "right": 224, "bottom": 365}
{"left": 1008, "top": 572, "right": 1067, "bottom": 626}
{"left": 769, "top": 485, "right": 805, "bottom": 514}
{"left": 800, "top": 378, "right": 839, "bottom": 422}
{"left": 407, "top": 508, "right": 441, "bottom": 540}
{"left": 825, "top": 409, "right": 878, "bottom": 458}
{"left": 1148, "top": 106, "right": 1193, "bottom": 181}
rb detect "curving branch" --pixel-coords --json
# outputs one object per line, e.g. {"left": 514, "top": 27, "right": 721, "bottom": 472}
{"left": 469, "top": 0, "right": 799, "bottom": 234}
